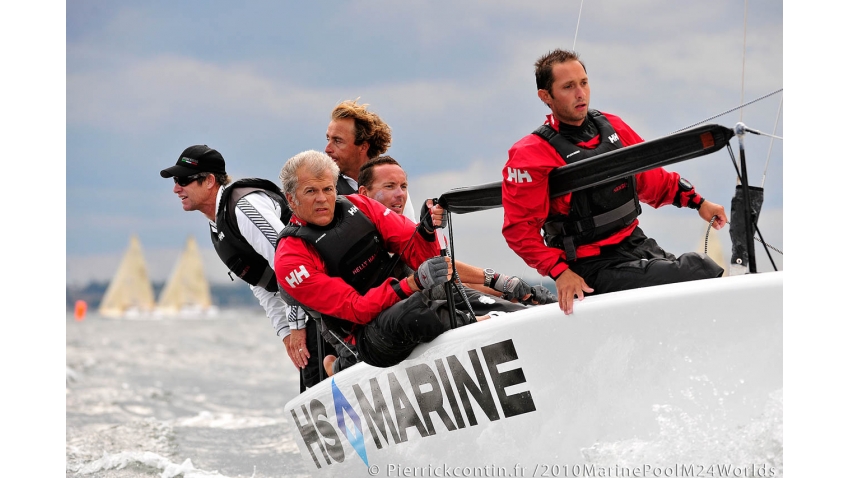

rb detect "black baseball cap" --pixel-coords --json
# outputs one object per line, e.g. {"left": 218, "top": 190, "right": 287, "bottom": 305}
{"left": 160, "top": 145, "right": 227, "bottom": 178}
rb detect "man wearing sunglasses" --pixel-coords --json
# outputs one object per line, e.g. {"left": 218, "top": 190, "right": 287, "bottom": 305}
{"left": 160, "top": 145, "right": 329, "bottom": 391}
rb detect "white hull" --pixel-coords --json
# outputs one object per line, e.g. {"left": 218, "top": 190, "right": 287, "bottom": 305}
{"left": 284, "top": 271, "right": 782, "bottom": 475}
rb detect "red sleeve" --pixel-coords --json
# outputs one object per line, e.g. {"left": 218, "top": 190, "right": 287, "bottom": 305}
{"left": 602, "top": 113, "right": 704, "bottom": 209}
{"left": 501, "top": 134, "right": 570, "bottom": 279}
{"left": 346, "top": 194, "right": 441, "bottom": 268}
{"left": 274, "top": 195, "right": 441, "bottom": 325}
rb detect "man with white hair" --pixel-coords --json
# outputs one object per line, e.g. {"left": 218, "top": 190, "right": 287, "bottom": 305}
{"left": 274, "top": 150, "right": 479, "bottom": 369}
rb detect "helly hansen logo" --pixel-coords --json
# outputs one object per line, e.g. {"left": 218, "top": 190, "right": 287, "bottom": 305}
{"left": 348, "top": 206, "right": 358, "bottom": 216}
{"left": 285, "top": 265, "right": 310, "bottom": 288}
{"left": 608, "top": 133, "right": 620, "bottom": 144}
{"left": 506, "top": 167, "right": 532, "bottom": 183}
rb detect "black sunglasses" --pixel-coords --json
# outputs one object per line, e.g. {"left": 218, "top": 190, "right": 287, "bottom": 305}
{"left": 173, "top": 174, "right": 206, "bottom": 187}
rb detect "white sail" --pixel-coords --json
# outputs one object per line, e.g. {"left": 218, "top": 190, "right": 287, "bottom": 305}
{"left": 155, "top": 235, "right": 217, "bottom": 317}
{"left": 99, "top": 235, "right": 156, "bottom": 318}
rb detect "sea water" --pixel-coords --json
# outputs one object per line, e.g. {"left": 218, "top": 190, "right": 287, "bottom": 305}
{"left": 66, "top": 311, "right": 783, "bottom": 478}
{"left": 66, "top": 310, "right": 308, "bottom": 478}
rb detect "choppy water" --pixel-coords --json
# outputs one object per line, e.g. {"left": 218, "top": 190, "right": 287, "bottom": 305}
{"left": 66, "top": 310, "right": 308, "bottom": 478}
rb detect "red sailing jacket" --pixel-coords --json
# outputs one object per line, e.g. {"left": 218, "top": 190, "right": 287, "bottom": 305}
{"left": 274, "top": 194, "right": 440, "bottom": 326}
{"left": 501, "top": 112, "right": 703, "bottom": 280}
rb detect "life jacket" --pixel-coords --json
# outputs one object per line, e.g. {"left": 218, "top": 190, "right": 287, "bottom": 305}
{"left": 277, "top": 196, "right": 396, "bottom": 340}
{"left": 210, "top": 178, "right": 291, "bottom": 292}
{"left": 535, "top": 110, "right": 642, "bottom": 261}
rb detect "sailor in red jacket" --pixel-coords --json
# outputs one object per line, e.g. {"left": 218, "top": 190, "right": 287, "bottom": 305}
{"left": 275, "top": 150, "right": 470, "bottom": 368}
{"left": 502, "top": 49, "right": 727, "bottom": 315}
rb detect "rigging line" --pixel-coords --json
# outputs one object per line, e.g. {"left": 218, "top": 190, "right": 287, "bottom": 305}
{"left": 741, "top": 127, "right": 783, "bottom": 140}
{"left": 704, "top": 216, "right": 718, "bottom": 255}
{"left": 670, "top": 88, "right": 783, "bottom": 134}
{"left": 754, "top": 223, "right": 779, "bottom": 271}
{"left": 755, "top": 232, "right": 783, "bottom": 256}
{"left": 761, "top": 93, "right": 783, "bottom": 188}
{"left": 727, "top": 144, "right": 743, "bottom": 184}
{"left": 443, "top": 211, "right": 475, "bottom": 317}
{"left": 739, "top": 0, "right": 749, "bottom": 124}
{"left": 573, "top": 0, "right": 584, "bottom": 51}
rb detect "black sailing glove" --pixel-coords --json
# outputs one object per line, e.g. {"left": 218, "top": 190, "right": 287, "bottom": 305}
{"left": 419, "top": 198, "right": 446, "bottom": 234}
{"left": 526, "top": 285, "right": 558, "bottom": 305}
{"left": 494, "top": 275, "right": 532, "bottom": 302}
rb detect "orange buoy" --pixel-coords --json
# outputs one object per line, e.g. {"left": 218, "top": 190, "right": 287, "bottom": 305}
{"left": 74, "top": 300, "right": 87, "bottom": 321}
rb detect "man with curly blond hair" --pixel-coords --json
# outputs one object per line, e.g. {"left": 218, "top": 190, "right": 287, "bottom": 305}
{"left": 324, "top": 99, "right": 417, "bottom": 221}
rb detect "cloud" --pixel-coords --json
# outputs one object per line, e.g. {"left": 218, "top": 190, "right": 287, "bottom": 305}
{"left": 67, "top": 54, "right": 326, "bottom": 133}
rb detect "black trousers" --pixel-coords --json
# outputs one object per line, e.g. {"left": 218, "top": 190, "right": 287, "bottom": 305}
{"left": 327, "top": 333, "right": 359, "bottom": 375}
{"left": 423, "top": 284, "right": 526, "bottom": 316}
{"left": 570, "top": 226, "right": 724, "bottom": 295}
{"left": 353, "top": 292, "right": 452, "bottom": 368}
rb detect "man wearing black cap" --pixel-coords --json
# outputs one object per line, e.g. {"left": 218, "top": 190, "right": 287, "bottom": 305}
{"left": 160, "top": 145, "right": 329, "bottom": 390}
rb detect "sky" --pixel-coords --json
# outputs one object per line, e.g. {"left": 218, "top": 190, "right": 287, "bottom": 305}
{"left": 63, "top": 0, "right": 786, "bottom": 288}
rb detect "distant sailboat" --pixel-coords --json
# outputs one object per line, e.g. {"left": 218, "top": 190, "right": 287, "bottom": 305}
{"left": 155, "top": 235, "right": 218, "bottom": 317}
{"left": 99, "top": 234, "right": 157, "bottom": 318}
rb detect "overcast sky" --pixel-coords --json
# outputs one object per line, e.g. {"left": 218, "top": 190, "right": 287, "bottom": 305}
{"left": 63, "top": 0, "right": 784, "bottom": 287}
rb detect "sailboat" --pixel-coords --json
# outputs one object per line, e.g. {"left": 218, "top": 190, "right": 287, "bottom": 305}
{"left": 282, "top": 124, "right": 782, "bottom": 476}
{"left": 98, "top": 234, "right": 157, "bottom": 318}
{"left": 155, "top": 235, "right": 218, "bottom": 317}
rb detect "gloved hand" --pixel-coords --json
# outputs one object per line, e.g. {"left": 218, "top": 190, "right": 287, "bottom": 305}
{"left": 494, "top": 275, "right": 532, "bottom": 302}
{"left": 419, "top": 198, "right": 446, "bottom": 234}
{"left": 414, "top": 256, "right": 450, "bottom": 290}
{"left": 525, "top": 285, "right": 558, "bottom": 305}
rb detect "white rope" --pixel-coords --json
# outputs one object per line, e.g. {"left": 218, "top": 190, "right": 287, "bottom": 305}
{"left": 739, "top": 0, "right": 749, "bottom": 124}
{"left": 761, "top": 94, "right": 783, "bottom": 188}
{"left": 736, "top": 0, "right": 749, "bottom": 185}
{"left": 741, "top": 125, "right": 783, "bottom": 140}
{"left": 573, "top": 0, "right": 584, "bottom": 51}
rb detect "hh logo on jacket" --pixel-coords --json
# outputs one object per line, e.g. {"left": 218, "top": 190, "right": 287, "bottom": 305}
{"left": 285, "top": 265, "right": 310, "bottom": 287}
{"left": 506, "top": 167, "right": 532, "bottom": 183}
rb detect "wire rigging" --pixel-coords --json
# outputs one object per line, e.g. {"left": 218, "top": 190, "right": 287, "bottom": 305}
{"left": 573, "top": 0, "right": 584, "bottom": 51}
{"left": 762, "top": 93, "right": 783, "bottom": 188}
{"left": 739, "top": 0, "right": 749, "bottom": 124}
{"left": 670, "top": 88, "right": 783, "bottom": 134}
